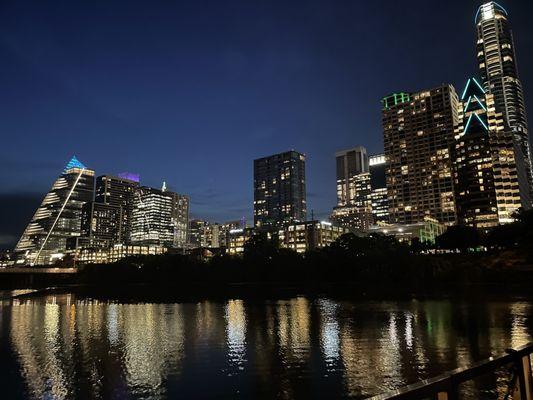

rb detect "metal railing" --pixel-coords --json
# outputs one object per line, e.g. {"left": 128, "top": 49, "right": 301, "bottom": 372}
{"left": 369, "top": 342, "right": 533, "bottom": 400}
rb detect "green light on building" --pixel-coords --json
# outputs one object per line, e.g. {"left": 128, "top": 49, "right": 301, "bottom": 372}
{"left": 381, "top": 92, "right": 411, "bottom": 109}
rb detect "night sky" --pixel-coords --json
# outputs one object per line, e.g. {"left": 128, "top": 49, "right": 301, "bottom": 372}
{"left": 1, "top": 0, "right": 533, "bottom": 249}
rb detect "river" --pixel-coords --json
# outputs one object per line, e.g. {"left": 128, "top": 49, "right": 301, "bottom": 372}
{"left": 0, "top": 293, "right": 531, "bottom": 399}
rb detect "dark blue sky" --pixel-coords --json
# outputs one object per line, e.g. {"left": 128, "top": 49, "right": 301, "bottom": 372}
{"left": 1, "top": 0, "right": 532, "bottom": 248}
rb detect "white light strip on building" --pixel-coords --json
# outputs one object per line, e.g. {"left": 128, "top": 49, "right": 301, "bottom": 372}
{"left": 33, "top": 168, "right": 86, "bottom": 265}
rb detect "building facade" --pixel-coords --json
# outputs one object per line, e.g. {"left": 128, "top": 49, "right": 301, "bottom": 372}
{"left": 14, "top": 156, "right": 95, "bottom": 265}
{"left": 188, "top": 219, "right": 208, "bottom": 248}
{"left": 130, "top": 185, "right": 189, "bottom": 248}
{"left": 476, "top": 2, "right": 532, "bottom": 207}
{"left": 366, "top": 218, "right": 445, "bottom": 245}
{"left": 331, "top": 147, "right": 373, "bottom": 230}
{"left": 453, "top": 77, "right": 521, "bottom": 227}
{"left": 369, "top": 153, "right": 389, "bottom": 223}
{"left": 278, "top": 221, "right": 347, "bottom": 253}
{"left": 335, "top": 146, "right": 369, "bottom": 206}
{"left": 81, "top": 202, "right": 122, "bottom": 243}
{"left": 94, "top": 174, "right": 139, "bottom": 243}
{"left": 382, "top": 86, "right": 459, "bottom": 226}
{"left": 254, "top": 151, "right": 306, "bottom": 229}
{"left": 76, "top": 244, "right": 167, "bottom": 265}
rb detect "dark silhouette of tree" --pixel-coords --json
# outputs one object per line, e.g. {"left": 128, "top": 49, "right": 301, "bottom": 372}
{"left": 436, "top": 225, "right": 479, "bottom": 252}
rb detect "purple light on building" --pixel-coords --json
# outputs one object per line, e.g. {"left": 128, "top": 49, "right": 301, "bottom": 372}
{"left": 118, "top": 172, "right": 140, "bottom": 183}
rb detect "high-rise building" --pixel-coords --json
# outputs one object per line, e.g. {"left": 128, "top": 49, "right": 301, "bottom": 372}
{"left": 204, "top": 223, "right": 220, "bottom": 248}
{"left": 382, "top": 86, "right": 459, "bottom": 225}
{"left": 14, "top": 156, "right": 95, "bottom": 265}
{"left": 369, "top": 154, "right": 389, "bottom": 223}
{"left": 453, "top": 77, "right": 521, "bottom": 227}
{"left": 475, "top": 2, "right": 532, "bottom": 207}
{"left": 130, "top": 185, "right": 189, "bottom": 248}
{"left": 81, "top": 202, "right": 122, "bottom": 244}
{"left": 95, "top": 174, "right": 139, "bottom": 243}
{"left": 188, "top": 219, "right": 208, "bottom": 248}
{"left": 335, "top": 147, "right": 369, "bottom": 206}
{"left": 331, "top": 147, "right": 373, "bottom": 230}
{"left": 253, "top": 150, "right": 306, "bottom": 229}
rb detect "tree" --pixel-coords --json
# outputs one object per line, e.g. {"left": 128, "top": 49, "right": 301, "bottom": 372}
{"left": 243, "top": 232, "right": 280, "bottom": 261}
{"left": 436, "top": 225, "right": 480, "bottom": 252}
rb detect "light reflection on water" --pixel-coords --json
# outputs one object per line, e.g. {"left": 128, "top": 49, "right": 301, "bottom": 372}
{"left": 0, "top": 295, "right": 531, "bottom": 399}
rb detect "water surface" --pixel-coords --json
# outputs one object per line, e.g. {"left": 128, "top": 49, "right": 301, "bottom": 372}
{"left": 0, "top": 294, "right": 531, "bottom": 399}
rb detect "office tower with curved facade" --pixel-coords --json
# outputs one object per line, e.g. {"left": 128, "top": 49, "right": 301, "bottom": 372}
{"left": 475, "top": 2, "right": 532, "bottom": 208}
{"left": 14, "top": 156, "right": 95, "bottom": 265}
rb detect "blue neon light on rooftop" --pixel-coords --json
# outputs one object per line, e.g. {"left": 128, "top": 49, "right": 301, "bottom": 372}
{"left": 64, "top": 155, "right": 86, "bottom": 171}
{"left": 475, "top": 2, "right": 508, "bottom": 24}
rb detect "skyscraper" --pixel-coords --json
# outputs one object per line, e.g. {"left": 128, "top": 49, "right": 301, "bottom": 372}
{"left": 81, "top": 202, "right": 122, "bottom": 244}
{"left": 369, "top": 154, "right": 389, "bottom": 223}
{"left": 130, "top": 185, "right": 189, "bottom": 248}
{"left": 188, "top": 219, "right": 208, "bottom": 248}
{"left": 335, "top": 147, "right": 369, "bottom": 206}
{"left": 330, "top": 146, "right": 373, "bottom": 230}
{"left": 94, "top": 174, "right": 139, "bottom": 243}
{"left": 14, "top": 156, "right": 95, "bottom": 265}
{"left": 382, "top": 86, "right": 459, "bottom": 225}
{"left": 475, "top": 2, "right": 532, "bottom": 207}
{"left": 253, "top": 150, "right": 306, "bottom": 229}
{"left": 454, "top": 77, "right": 521, "bottom": 227}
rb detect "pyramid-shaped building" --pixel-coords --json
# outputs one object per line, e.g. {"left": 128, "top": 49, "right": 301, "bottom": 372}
{"left": 14, "top": 156, "right": 95, "bottom": 265}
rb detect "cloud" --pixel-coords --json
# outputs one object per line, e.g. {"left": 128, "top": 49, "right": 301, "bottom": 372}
{"left": 0, "top": 192, "right": 42, "bottom": 250}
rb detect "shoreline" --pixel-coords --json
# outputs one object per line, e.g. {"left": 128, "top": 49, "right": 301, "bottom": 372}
{"left": 5, "top": 280, "right": 533, "bottom": 303}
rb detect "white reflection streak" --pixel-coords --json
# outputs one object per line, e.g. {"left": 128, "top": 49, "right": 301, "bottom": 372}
{"left": 405, "top": 313, "right": 413, "bottom": 350}
{"left": 42, "top": 303, "right": 69, "bottom": 399}
{"left": 510, "top": 302, "right": 532, "bottom": 349}
{"left": 107, "top": 303, "right": 118, "bottom": 346}
{"left": 319, "top": 299, "right": 340, "bottom": 366}
{"left": 225, "top": 300, "right": 247, "bottom": 368}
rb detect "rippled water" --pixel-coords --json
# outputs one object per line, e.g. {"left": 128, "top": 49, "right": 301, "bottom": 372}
{"left": 0, "top": 294, "right": 532, "bottom": 399}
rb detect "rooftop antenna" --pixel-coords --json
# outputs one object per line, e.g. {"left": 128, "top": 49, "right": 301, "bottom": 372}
{"left": 162, "top": 181, "right": 167, "bottom": 192}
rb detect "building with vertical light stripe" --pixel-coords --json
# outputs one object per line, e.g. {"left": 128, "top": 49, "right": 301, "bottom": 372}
{"left": 14, "top": 156, "right": 95, "bottom": 265}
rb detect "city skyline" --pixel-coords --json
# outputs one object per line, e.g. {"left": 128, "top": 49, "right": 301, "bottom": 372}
{"left": 1, "top": 0, "right": 533, "bottom": 249}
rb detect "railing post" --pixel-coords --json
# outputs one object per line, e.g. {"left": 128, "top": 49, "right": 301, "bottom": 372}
{"left": 514, "top": 354, "right": 533, "bottom": 400}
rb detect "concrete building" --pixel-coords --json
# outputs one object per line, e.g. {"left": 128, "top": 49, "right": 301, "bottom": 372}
{"left": 382, "top": 86, "right": 459, "bottom": 226}
{"left": 366, "top": 218, "right": 445, "bottom": 245}
{"left": 278, "top": 221, "right": 347, "bottom": 253}
{"left": 75, "top": 244, "right": 167, "bottom": 265}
